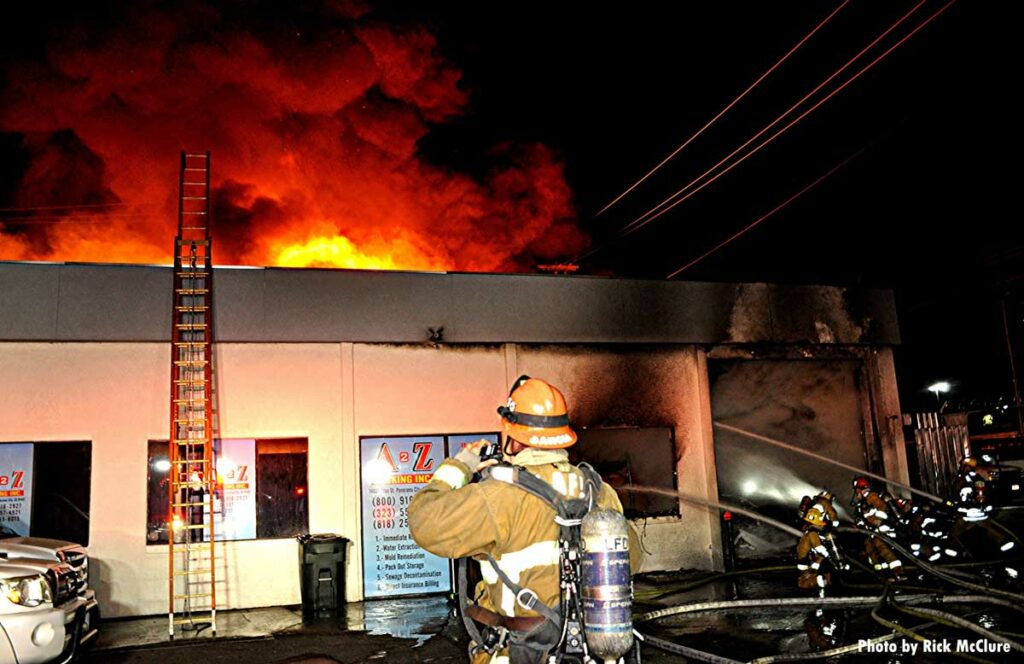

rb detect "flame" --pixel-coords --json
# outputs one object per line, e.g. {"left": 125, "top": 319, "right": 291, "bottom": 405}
{"left": 272, "top": 234, "right": 440, "bottom": 271}
{"left": 0, "top": 3, "right": 587, "bottom": 272}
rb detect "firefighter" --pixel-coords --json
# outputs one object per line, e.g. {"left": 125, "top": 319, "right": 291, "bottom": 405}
{"left": 850, "top": 476, "right": 906, "bottom": 581}
{"left": 811, "top": 490, "right": 840, "bottom": 529}
{"left": 796, "top": 498, "right": 837, "bottom": 593}
{"left": 955, "top": 457, "right": 995, "bottom": 523}
{"left": 949, "top": 457, "right": 1016, "bottom": 558}
{"left": 907, "top": 501, "right": 958, "bottom": 563}
{"left": 407, "top": 376, "right": 641, "bottom": 664}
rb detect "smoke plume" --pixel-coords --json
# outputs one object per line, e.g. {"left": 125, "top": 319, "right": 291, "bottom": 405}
{"left": 0, "top": 1, "right": 585, "bottom": 271}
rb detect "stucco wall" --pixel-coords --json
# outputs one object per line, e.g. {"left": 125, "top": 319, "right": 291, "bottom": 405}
{"left": 513, "top": 345, "right": 721, "bottom": 571}
{"left": 0, "top": 340, "right": 901, "bottom": 617}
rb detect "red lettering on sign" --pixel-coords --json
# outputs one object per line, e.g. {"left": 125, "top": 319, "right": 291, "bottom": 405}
{"left": 236, "top": 465, "right": 249, "bottom": 482}
{"left": 377, "top": 443, "right": 398, "bottom": 472}
{"left": 413, "top": 442, "right": 435, "bottom": 471}
{"left": 0, "top": 475, "right": 7, "bottom": 487}
{"left": 398, "top": 451, "right": 410, "bottom": 463}
{"left": 12, "top": 471, "right": 24, "bottom": 489}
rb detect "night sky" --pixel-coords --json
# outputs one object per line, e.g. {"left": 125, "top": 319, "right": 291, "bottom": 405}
{"left": 1, "top": 1, "right": 1019, "bottom": 412}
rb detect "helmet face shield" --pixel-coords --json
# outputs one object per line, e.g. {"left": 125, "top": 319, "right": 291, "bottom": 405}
{"left": 498, "top": 377, "right": 577, "bottom": 449}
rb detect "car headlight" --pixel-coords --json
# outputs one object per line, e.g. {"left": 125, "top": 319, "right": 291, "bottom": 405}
{"left": 0, "top": 574, "right": 53, "bottom": 607}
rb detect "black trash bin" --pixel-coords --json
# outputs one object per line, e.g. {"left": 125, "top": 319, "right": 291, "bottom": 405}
{"left": 298, "top": 534, "right": 349, "bottom": 616}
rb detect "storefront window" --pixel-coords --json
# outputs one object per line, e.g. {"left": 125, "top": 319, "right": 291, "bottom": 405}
{"left": 0, "top": 441, "right": 92, "bottom": 544}
{"left": 146, "top": 438, "right": 308, "bottom": 544}
{"left": 572, "top": 427, "right": 679, "bottom": 518}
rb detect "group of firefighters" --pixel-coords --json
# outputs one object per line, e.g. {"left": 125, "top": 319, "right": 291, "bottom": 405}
{"left": 795, "top": 456, "right": 1019, "bottom": 593}
{"left": 402, "top": 373, "right": 1019, "bottom": 663}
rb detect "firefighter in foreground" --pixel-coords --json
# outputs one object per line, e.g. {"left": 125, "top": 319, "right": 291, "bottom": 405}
{"left": 408, "top": 376, "right": 642, "bottom": 664}
{"left": 850, "top": 477, "right": 907, "bottom": 581}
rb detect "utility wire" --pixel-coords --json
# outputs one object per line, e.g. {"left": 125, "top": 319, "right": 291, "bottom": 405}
{"left": 618, "top": 0, "right": 933, "bottom": 238}
{"left": 625, "top": 0, "right": 956, "bottom": 238}
{"left": 577, "top": 0, "right": 949, "bottom": 264}
{"left": 596, "top": 0, "right": 851, "bottom": 216}
{"left": 665, "top": 145, "right": 866, "bottom": 278}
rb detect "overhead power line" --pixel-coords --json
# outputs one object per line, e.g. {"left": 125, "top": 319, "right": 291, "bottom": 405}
{"left": 617, "top": 0, "right": 931, "bottom": 238}
{"left": 624, "top": 0, "right": 954, "bottom": 240}
{"left": 596, "top": 0, "right": 851, "bottom": 216}
{"left": 578, "top": 0, "right": 953, "bottom": 265}
{"left": 666, "top": 145, "right": 867, "bottom": 279}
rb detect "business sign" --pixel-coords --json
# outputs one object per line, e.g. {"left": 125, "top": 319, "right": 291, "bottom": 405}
{"left": 359, "top": 434, "right": 500, "bottom": 598}
{"left": 0, "top": 444, "right": 34, "bottom": 536}
{"left": 211, "top": 438, "right": 257, "bottom": 540}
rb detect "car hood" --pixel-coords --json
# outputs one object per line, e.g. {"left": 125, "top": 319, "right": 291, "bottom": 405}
{"left": 0, "top": 557, "right": 58, "bottom": 578}
{"left": 0, "top": 536, "right": 79, "bottom": 560}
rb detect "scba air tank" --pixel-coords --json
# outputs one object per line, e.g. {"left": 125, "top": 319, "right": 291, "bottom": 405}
{"left": 581, "top": 508, "right": 633, "bottom": 662}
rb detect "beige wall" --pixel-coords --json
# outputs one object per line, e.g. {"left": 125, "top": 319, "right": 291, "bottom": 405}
{"left": 0, "top": 340, "right": 901, "bottom": 617}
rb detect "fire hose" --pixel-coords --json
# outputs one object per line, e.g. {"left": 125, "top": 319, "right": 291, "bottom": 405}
{"left": 836, "top": 526, "right": 1024, "bottom": 603}
{"left": 889, "top": 597, "right": 1024, "bottom": 653}
{"left": 870, "top": 603, "right": 994, "bottom": 664}
{"left": 635, "top": 595, "right": 1019, "bottom": 663}
{"left": 635, "top": 592, "right": 1023, "bottom": 624}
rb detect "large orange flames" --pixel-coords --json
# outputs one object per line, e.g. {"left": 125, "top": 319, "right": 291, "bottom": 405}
{"left": 0, "top": 2, "right": 586, "bottom": 271}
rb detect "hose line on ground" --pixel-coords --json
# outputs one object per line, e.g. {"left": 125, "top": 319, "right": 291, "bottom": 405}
{"left": 889, "top": 597, "right": 1024, "bottom": 653}
{"left": 870, "top": 601, "right": 993, "bottom": 664}
{"left": 636, "top": 592, "right": 1024, "bottom": 624}
{"left": 837, "top": 526, "right": 1024, "bottom": 603}
{"left": 635, "top": 630, "right": 744, "bottom": 664}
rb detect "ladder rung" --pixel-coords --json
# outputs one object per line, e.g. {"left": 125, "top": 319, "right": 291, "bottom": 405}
{"left": 173, "top": 524, "right": 211, "bottom": 531}
{"left": 173, "top": 593, "right": 214, "bottom": 599}
{"left": 176, "top": 272, "right": 209, "bottom": 277}
{"left": 170, "top": 502, "right": 213, "bottom": 508}
{"left": 175, "top": 305, "right": 209, "bottom": 310}
{"left": 174, "top": 568, "right": 213, "bottom": 576}
{"left": 182, "top": 196, "right": 207, "bottom": 200}
{"left": 172, "top": 380, "right": 207, "bottom": 386}
{"left": 183, "top": 168, "right": 207, "bottom": 172}
{"left": 171, "top": 459, "right": 209, "bottom": 464}
{"left": 175, "top": 289, "right": 209, "bottom": 295}
{"left": 183, "top": 180, "right": 207, "bottom": 185}
{"left": 171, "top": 542, "right": 213, "bottom": 549}
{"left": 172, "top": 617, "right": 214, "bottom": 625}
{"left": 174, "top": 359, "right": 209, "bottom": 365}
{"left": 182, "top": 211, "right": 208, "bottom": 215}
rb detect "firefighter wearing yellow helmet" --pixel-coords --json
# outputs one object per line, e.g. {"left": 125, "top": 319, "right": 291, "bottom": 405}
{"left": 796, "top": 490, "right": 841, "bottom": 593}
{"left": 408, "top": 376, "right": 642, "bottom": 664}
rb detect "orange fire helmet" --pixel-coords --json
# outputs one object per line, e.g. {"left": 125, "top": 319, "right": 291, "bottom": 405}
{"left": 497, "top": 375, "right": 577, "bottom": 449}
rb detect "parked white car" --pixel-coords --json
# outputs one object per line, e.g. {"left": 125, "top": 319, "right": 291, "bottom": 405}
{"left": 0, "top": 530, "right": 98, "bottom": 664}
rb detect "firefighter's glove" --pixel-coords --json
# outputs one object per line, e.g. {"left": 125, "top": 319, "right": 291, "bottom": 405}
{"left": 455, "top": 438, "right": 497, "bottom": 471}
{"left": 455, "top": 446, "right": 483, "bottom": 470}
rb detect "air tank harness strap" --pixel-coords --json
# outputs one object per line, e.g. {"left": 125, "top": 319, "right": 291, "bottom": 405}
{"left": 455, "top": 462, "right": 604, "bottom": 654}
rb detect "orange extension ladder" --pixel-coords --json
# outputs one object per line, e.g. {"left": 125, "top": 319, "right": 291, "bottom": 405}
{"left": 167, "top": 151, "right": 218, "bottom": 637}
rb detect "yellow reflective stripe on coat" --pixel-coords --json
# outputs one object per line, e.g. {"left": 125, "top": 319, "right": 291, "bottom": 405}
{"left": 432, "top": 463, "right": 469, "bottom": 490}
{"left": 480, "top": 540, "right": 560, "bottom": 615}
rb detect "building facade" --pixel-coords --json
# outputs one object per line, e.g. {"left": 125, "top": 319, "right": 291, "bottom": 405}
{"left": 0, "top": 262, "right": 906, "bottom": 617}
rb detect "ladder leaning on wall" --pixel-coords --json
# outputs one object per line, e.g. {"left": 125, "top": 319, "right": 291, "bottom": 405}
{"left": 167, "top": 151, "right": 218, "bottom": 637}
